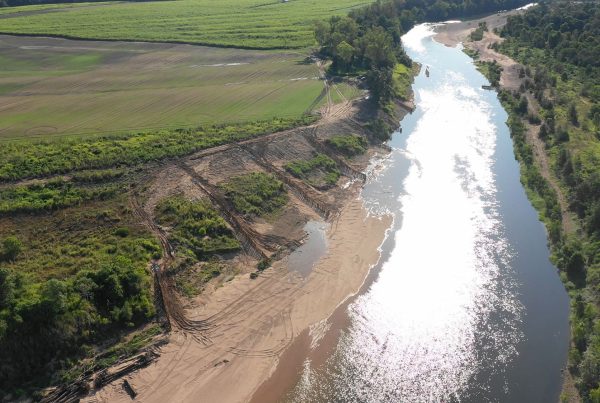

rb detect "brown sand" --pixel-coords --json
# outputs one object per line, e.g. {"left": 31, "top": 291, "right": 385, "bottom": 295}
{"left": 86, "top": 192, "right": 391, "bottom": 403}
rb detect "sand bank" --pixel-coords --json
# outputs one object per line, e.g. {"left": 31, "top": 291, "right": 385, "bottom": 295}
{"left": 87, "top": 190, "right": 391, "bottom": 403}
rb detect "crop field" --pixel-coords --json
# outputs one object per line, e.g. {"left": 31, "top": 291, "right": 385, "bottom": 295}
{"left": 0, "top": 0, "right": 372, "bottom": 49}
{"left": 0, "top": 35, "right": 326, "bottom": 139}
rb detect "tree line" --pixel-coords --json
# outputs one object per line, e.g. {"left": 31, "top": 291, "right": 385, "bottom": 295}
{"left": 498, "top": 2, "right": 600, "bottom": 400}
{"left": 314, "top": 0, "right": 531, "bottom": 107}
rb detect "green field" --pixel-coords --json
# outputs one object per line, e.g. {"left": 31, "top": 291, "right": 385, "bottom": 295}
{"left": 0, "top": 0, "right": 372, "bottom": 49}
{"left": 0, "top": 35, "right": 325, "bottom": 139}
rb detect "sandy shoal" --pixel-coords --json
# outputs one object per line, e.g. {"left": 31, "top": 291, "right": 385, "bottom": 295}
{"left": 88, "top": 192, "right": 391, "bottom": 403}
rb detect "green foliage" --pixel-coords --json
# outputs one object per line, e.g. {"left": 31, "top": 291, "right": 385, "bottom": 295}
{"left": 155, "top": 196, "right": 240, "bottom": 259}
{"left": 393, "top": 62, "right": 419, "bottom": 100}
{"left": 501, "top": 3, "right": 600, "bottom": 69}
{"left": 89, "top": 324, "right": 163, "bottom": 374}
{"left": 476, "top": 60, "right": 503, "bottom": 88}
{"left": 0, "top": 180, "right": 119, "bottom": 214}
{"left": 114, "top": 227, "right": 130, "bottom": 238}
{"left": 368, "top": 118, "right": 393, "bottom": 142}
{"left": 326, "top": 134, "right": 368, "bottom": 156}
{"left": 0, "top": 117, "right": 314, "bottom": 182}
{"left": 0, "top": 190, "right": 161, "bottom": 394}
{"left": 1, "top": 236, "right": 22, "bottom": 262}
{"left": 0, "top": 255, "right": 154, "bottom": 391}
{"left": 285, "top": 154, "right": 340, "bottom": 188}
{"left": 257, "top": 258, "right": 272, "bottom": 271}
{"left": 72, "top": 169, "right": 125, "bottom": 184}
{"left": 219, "top": 172, "right": 288, "bottom": 217}
{"left": 315, "top": 0, "right": 526, "bottom": 106}
{"left": 174, "top": 260, "right": 224, "bottom": 298}
{"left": 497, "top": 3, "right": 600, "bottom": 399}
{"left": 0, "top": 0, "right": 374, "bottom": 49}
{"left": 498, "top": 90, "right": 562, "bottom": 224}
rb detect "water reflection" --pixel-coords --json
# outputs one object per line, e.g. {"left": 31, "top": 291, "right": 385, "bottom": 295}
{"left": 283, "top": 23, "right": 568, "bottom": 403}
{"left": 288, "top": 220, "right": 329, "bottom": 278}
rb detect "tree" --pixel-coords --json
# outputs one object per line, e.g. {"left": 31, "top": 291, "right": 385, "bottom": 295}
{"left": 314, "top": 20, "right": 329, "bottom": 46}
{"left": 516, "top": 95, "right": 528, "bottom": 115}
{"left": 363, "top": 27, "right": 396, "bottom": 69}
{"left": 2, "top": 236, "right": 22, "bottom": 262}
{"left": 366, "top": 67, "right": 394, "bottom": 106}
{"left": 335, "top": 41, "right": 354, "bottom": 71}
{"left": 0, "top": 268, "right": 15, "bottom": 310}
{"left": 569, "top": 103, "right": 579, "bottom": 126}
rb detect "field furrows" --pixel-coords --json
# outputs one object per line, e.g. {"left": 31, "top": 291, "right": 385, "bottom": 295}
{"left": 0, "top": 0, "right": 374, "bottom": 49}
{"left": 0, "top": 35, "right": 324, "bottom": 139}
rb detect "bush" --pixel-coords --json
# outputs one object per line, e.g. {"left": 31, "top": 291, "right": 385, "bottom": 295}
{"left": 219, "top": 173, "right": 288, "bottom": 217}
{"left": 257, "top": 258, "right": 271, "bottom": 271}
{"left": 528, "top": 114, "right": 541, "bottom": 124}
{"left": 285, "top": 154, "right": 340, "bottom": 188}
{"left": 155, "top": 196, "right": 240, "bottom": 259}
{"left": 368, "top": 118, "right": 392, "bottom": 141}
{"left": 326, "top": 134, "right": 367, "bottom": 156}
{"left": 114, "top": 227, "right": 130, "bottom": 238}
{"left": 0, "top": 117, "right": 315, "bottom": 182}
{"left": 0, "top": 180, "right": 119, "bottom": 215}
{"left": 1, "top": 236, "right": 22, "bottom": 262}
{"left": 0, "top": 255, "right": 154, "bottom": 391}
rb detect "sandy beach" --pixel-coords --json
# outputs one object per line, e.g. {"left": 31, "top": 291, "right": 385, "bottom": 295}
{"left": 87, "top": 189, "right": 391, "bottom": 403}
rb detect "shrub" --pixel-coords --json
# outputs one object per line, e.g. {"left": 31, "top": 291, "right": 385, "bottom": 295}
{"left": 326, "top": 134, "right": 368, "bottom": 156}
{"left": 1, "top": 236, "right": 22, "bottom": 262}
{"left": 219, "top": 173, "right": 288, "bottom": 217}
{"left": 285, "top": 154, "right": 340, "bottom": 188}
{"left": 114, "top": 227, "right": 130, "bottom": 237}
{"left": 155, "top": 196, "right": 240, "bottom": 259}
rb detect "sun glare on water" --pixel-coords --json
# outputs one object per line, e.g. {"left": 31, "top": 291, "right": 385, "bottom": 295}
{"left": 286, "top": 24, "right": 524, "bottom": 402}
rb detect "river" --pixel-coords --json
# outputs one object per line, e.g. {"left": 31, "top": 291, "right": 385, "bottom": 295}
{"left": 282, "top": 23, "right": 569, "bottom": 402}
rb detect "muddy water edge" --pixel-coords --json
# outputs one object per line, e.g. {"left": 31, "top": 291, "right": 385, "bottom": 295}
{"left": 252, "top": 22, "right": 569, "bottom": 403}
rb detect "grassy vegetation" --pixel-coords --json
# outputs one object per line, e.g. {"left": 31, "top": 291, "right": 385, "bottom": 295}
{"left": 0, "top": 37, "right": 323, "bottom": 139}
{"left": 155, "top": 196, "right": 240, "bottom": 259}
{"left": 0, "top": 179, "right": 118, "bottom": 214}
{"left": 219, "top": 172, "right": 288, "bottom": 218}
{"left": 0, "top": 3, "right": 84, "bottom": 13}
{"left": 393, "top": 62, "right": 420, "bottom": 100}
{"left": 59, "top": 323, "right": 163, "bottom": 385}
{"left": 496, "top": 3, "right": 600, "bottom": 399}
{"left": 0, "top": 192, "right": 159, "bottom": 393}
{"left": 476, "top": 60, "right": 502, "bottom": 88}
{"left": 0, "top": 0, "right": 373, "bottom": 49}
{"left": 0, "top": 116, "right": 315, "bottom": 181}
{"left": 155, "top": 196, "right": 244, "bottom": 299}
{"left": 72, "top": 168, "right": 125, "bottom": 183}
{"left": 285, "top": 153, "right": 340, "bottom": 188}
{"left": 172, "top": 260, "right": 227, "bottom": 298}
{"left": 325, "top": 134, "right": 367, "bottom": 156}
